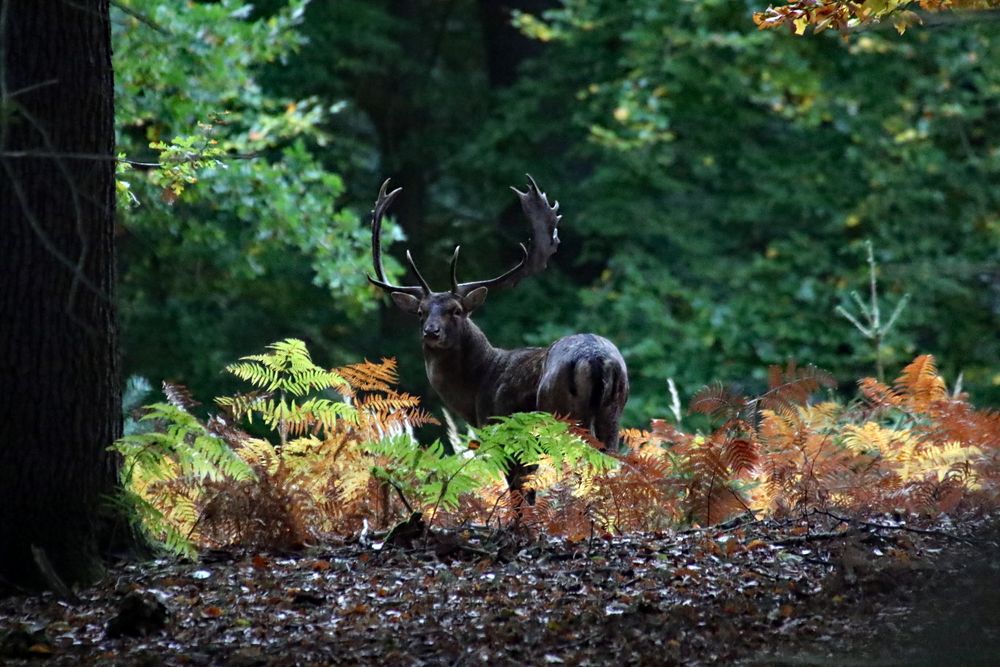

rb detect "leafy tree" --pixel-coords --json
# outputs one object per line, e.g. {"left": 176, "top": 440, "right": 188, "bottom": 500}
{"left": 114, "top": 0, "right": 998, "bottom": 433}
{"left": 113, "top": 0, "right": 370, "bottom": 398}
{"left": 466, "top": 0, "right": 1000, "bottom": 416}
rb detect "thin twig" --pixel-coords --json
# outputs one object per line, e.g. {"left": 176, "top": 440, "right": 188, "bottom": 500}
{"left": 771, "top": 528, "right": 859, "bottom": 547}
{"left": 811, "top": 508, "right": 977, "bottom": 546}
{"left": 0, "top": 149, "right": 260, "bottom": 167}
{"left": 0, "top": 159, "right": 110, "bottom": 310}
{"left": 110, "top": 0, "right": 170, "bottom": 34}
{"left": 5, "top": 79, "right": 59, "bottom": 99}
{"left": 387, "top": 479, "right": 414, "bottom": 514}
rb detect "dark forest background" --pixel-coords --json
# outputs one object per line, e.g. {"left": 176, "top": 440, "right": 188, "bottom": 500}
{"left": 114, "top": 0, "right": 1000, "bottom": 425}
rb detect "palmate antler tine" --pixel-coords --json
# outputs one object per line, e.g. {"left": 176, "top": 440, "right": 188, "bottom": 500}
{"left": 454, "top": 174, "right": 560, "bottom": 296}
{"left": 367, "top": 179, "right": 428, "bottom": 296}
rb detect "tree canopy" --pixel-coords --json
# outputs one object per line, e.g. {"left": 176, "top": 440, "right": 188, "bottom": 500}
{"left": 3, "top": 1, "right": 1000, "bottom": 652}
{"left": 113, "top": 0, "right": 999, "bottom": 421}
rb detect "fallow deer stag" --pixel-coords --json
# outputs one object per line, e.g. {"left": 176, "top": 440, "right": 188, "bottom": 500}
{"left": 368, "top": 176, "right": 628, "bottom": 489}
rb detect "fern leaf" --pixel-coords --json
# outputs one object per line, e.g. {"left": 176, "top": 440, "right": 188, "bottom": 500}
{"left": 759, "top": 362, "right": 836, "bottom": 411}
{"left": 858, "top": 377, "right": 904, "bottom": 409}
{"left": 691, "top": 382, "right": 747, "bottom": 422}
{"left": 336, "top": 358, "right": 400, "bottom": 393}
{"left": 162, "top": 381, "right": 201, "bottom": 410}
{"left": 724, "top": 437, "right": 759, "bottom": 476}
{"left": 895, "top": 354, "right": 946, "bottom": 412}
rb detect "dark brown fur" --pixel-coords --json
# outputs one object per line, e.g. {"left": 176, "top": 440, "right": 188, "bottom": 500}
{"left": 397, "top": 291, "right": 629, "bottom": 450}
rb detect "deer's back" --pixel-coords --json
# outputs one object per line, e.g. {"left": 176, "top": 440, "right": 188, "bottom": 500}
{"left": 475, "top": 346, "right": 548, "bottom": 425}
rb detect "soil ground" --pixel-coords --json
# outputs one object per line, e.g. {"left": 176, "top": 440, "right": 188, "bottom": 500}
{"left": 2, "top": 512, "right": 998, "bottom": 666}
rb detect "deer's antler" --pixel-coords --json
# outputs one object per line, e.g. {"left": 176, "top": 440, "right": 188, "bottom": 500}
{"left": 453, "top": 174, "right": 561, "bottom": 296}
{"left": 368, "top": 179, "right": 430, "bottom": 297}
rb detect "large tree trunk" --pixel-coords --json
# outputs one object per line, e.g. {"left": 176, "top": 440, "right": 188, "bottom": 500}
{"left": 0, "top": 0, "right": 120, "bottom": 589}
{"left": 477, "top": 0, "right": 552, "bottom": 87}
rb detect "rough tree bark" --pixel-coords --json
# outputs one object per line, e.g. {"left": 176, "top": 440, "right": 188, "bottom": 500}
{"left": 0, "top": 0, "right": 121, "bottom": 589}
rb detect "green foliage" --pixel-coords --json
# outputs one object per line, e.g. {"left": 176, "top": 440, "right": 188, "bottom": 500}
{"left": 468, "top": 0, "right": 1000, "bottom": 414}
{"left": 110, "top": 401, "right": 257, "bottom": 557}
{"left": 146, "top": 124, "right": 226, "bottom": 200}
{"left": 218, "top": 338, "right": 357, "bottom": 433}
{"left": 368, "top": 413, "right": 615, "bottom": 523}
{"left": 224, "top": 338, "right": 346, "bottom": 396}
{"left": 474, "top": 412, "right": 616, "bottom": 474}
{"left": 114, "top": 0, "right": 999, "bottom": 441}
{"left": 116, "top": 402, "right": 257, "bottom": 487}
{"left": 112, "top": 0, "right": 371, "bottom": 401}
{"left": 367, "top": 436, "right": 499, "bottom": 516}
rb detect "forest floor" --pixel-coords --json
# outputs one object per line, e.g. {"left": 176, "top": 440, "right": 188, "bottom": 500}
{"left": 1, "top": 511, "right": 998, "bottom": 666}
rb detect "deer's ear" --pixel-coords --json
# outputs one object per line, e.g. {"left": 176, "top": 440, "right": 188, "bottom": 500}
{"left": 461, "top": 287, "right": 488, "bottom": 313}
{"left": 390, "top": 292, "right": 421, "bottom": 315}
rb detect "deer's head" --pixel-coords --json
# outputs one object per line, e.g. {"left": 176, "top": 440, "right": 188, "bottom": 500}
{"left": 390, "top": 288, "right": 485, "bottom": 350}
{"left": 367, "top": 177, "right": 561, "bottom": 350}
{"left": 382, "top": 245, "right": 490, "bottom": 350}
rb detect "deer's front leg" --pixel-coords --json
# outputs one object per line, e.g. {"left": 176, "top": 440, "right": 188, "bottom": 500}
{"left": 478, "top": 385, "right": 539, "bottom": 506}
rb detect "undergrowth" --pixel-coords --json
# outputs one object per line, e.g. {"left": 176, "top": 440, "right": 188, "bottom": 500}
{"left": 113, "top": 340, "right": 1000, "bottom": 557}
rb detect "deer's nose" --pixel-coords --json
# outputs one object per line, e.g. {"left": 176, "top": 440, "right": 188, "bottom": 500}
{"left": 423, "top": 325, "right": 440, "bottom": 339}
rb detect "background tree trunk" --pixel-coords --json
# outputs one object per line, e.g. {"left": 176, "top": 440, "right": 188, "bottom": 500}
{"left": 477, "top": 0, "right": 551, "bottom": 87}
{"left": 0, "top": 0, "right": 120, "bottom": 589}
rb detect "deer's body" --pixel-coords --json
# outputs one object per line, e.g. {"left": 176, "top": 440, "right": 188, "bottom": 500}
{"left": 367, "top": 176, "right": 629, "bottom": 461}
{"left": 423, "top": 320, "right": 628, "bottom": 448}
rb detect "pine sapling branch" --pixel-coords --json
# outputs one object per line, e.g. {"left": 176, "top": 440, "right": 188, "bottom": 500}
{"left": 836, "top": 240, "right": 910, "bottom": 382}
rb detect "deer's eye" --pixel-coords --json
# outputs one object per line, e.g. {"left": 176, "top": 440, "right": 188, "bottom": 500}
{"left": 417, "top": 309, "right": 425, "bottom": 319}
{"left": 451, "top": 307, "right": 462, "bottom": 316}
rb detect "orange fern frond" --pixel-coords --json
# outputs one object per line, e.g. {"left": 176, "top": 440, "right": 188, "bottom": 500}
{"left": 336, "top": 358, "right": 400, "bottom": 393}
{"left": 589, "top": 450, "right": 680, "bottom": 533}
{"left": 683, "top": 437, "right": 749, "bottom": 525}
{"left": 691, "top": 382, "right": 748, "bottom": 422}
{"left": 759, "top": 362, "right": 836, "bottom": 412}
{"left": 724, "top": 437, "right": 759, "bottom": 476}
{"left": 857, "top": 377, "right": 904, "bottom": 409}
{"left": 621, "top": 428, "right": 652, "bottom": 451}
{"left": 895, "top": 354, "right": 946, "bottom": 412}
{"left": 757, "top": 409, "right": 805, "bottom": 452}
{"left": 924, "top": 400, "right": 1000, "bottom": 450}
{"left": 540, "top": 485, "right": 593, "bottom": 541}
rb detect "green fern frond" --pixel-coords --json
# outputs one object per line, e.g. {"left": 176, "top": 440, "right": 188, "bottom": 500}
{"left": 474, "top": 412, "right": 616, "bottom": 473}
{"left": 227, "top": 338, "right": 346, "bottom": 395}
{"left": 109, "top": 488, "right": 199, "bottom": 560}
{"left": 364, "top": 413, "right": 616, "bottom": 522}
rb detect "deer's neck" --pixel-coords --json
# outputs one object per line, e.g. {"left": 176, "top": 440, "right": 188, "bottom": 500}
{"left": 422, "top": 319, "right": 499, "bottom": 426}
